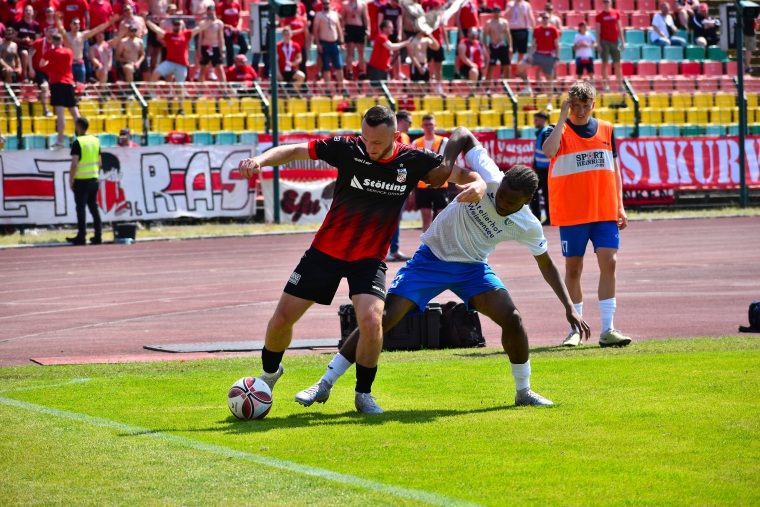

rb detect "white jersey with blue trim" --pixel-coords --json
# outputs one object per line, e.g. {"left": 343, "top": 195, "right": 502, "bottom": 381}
{"left": 420, "top": 146, "right": 548, "bottom": 263}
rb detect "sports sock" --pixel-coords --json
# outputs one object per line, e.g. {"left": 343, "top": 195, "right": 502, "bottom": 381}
{"left": 599, "top": 297, "right": 616, "bottom": 335}
{"left": 320, "top": 353, "right": 352, "bottom": 386}
{"left": 355, "top": 363, "right": 378, "bottom": 394}
{"left": 570, "top": 302, "right": 583, "bottom": 333}
{"left": 511, "top": 360, "right": 531, "bottom": 391}
{"left": 261, "top": 347, "right": 284, "bottom": 375}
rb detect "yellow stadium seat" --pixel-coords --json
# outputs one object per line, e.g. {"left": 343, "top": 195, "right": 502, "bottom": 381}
{"left": 710, "top": 108, "right": 732, "bottom": 123}
{"left": 479, "top": 110, "right": 500, "bottom": 129}
{"left": 310, "top": 96, "right": 331, "bottom": 114}
{"left": 600, "top": 93, "right": 625, "bottom": 107}
{"left": 446, "top": 95, "right": 467, "bottom": 112}
{"left": 469, "top": 95, "right": 488, "bottom": 111}
{"left": 9, "top": 116, "right": 32, "bottom": 135}
{"left": 240, "top": 97, "right": 263, "bottom": 114}
{"left": 423, "top": 95, "right": 443, "bottom": 112}
{"left": 175, "top": 114, "right": 198, "bottom": 131}
{"left": 489, "top": 94, "right": 509, "bottom": 113}
{"left": 746, "top": 95, "right": 758, "bottom": 107}
{"left": 663, "top": 107, "right": 686, "bottom": 124}
{"left": 692, "top": 93, "right": 714, "bottom": 109}
{"left": 101, "top": 99, "right": 123, "bottom": 116}
{"left": 287, "top": 97, "right": 308, "bottom": 115}
{"left": 455, "top": 110, "right": 477, "bottom": 129}
{"left": 433, "top": 110, "right": 454, "bottom": 129}
{"left": 714, "top": 93, "right": 735, "bottom": 109}
{"left": 222, "top": 113, "right": 245, "bottom": 132}
{"left": 646, "top": 93, "right": 668, "bottom": 108}
{"left": 516, "top": 95, "right": 535, "bottom": 109}
{"left": 318, "top": 112, "right": 340, "bottom": 130}
{"left": 64, "top": 120, "right": 75, "bottom": 136}
{"left": 148, "top": 98, "right": 171, "bottom": 116}
{"left": 641, "top": 107, "right": 661, "bottom": 124}
{"left": 195, "top": 98, "right": 217, "bottom": 115}
{"left": 518, "top": 111, "right": 531, "bottom": 127}
{"left": 218, "top": 98, "right": 240, "bottom": 115}
{"left": 28, "top": 102, "right": 44, "bottom": 116}
{"left": 151, "top": 115, "right": 174, "bottom": 133}
{"left": 200, "top": 114, "right": 223, "bottom": 132}
{"left": 278, "top": 113, "right": 293, "bottom": 131}
{"left": 686, "top": 108, "right": 708, "bottom": 124}
{"left": 33, "top": 116, "right": 55, "bottom": 135}
{"left": 87, "top": 116, "right": 106, "bottom": 134}
{"left": 294, "top": 112, "right": 317, "bottom": 130}
{"left": 128, "top": 116, "right": 143, "bottom": 132}
{"left": 501, "top": 111, "right": 514, "bottom": 128}
{"left": 78, "top": 100, "right": 98, "bottom": 117}
{"left": 125, "top": 100, "right": 144, "bottom": 117}
{"left": 670, "top": 93, "right": 692, "bottom": 109}
{"left": 247, "top": 114, "right": 266, "bottom": 131}
{"left": 411, "top": 110, "right": 429, "bottom": 126}
{"left": 342, "top": 112, "right": 361, "bottom": 131}
{"left": 594, "top": 108, "right": 616, "bottom": 123}
{"left": 617, "top": 109, "right": 635, "bottom": 124}
{"left": 356, "top": 96, "right": 376, "bottom": 112}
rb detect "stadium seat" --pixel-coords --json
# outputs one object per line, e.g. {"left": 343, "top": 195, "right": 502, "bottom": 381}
{"left": 98, "top": 133, "right": 118, "bottom": 147}
{"left": 681, "top": 61, "right": 701, "bottom": 76}
{"left": 478, "top": 110, "right": 500, "bottom": 129}
{"left": 710, "top": 108, "right": 733, "bottom": 124}
{"left": 216, "top": 132, "right": 238, "bottom": 145}
{"left": 199, "top": 114, "right": 222, "bottom": 132}
{"left": 659, "top": 124, "right": 680, "bottom": 136}
{"left": 294, "top": 112, "right": 317, "bottom": 131}
{"left": 310, "top": 96, "right": 332, "bottom": 114}
{"left": 622, "top": 46, "right": 641, "bottom": 61}
{"left": 725, "top": 61, "right": 738, "bottom": 75}
{"left": 686, "top": 108, "right": 708, "bottom": 124}
{"left": 33, "top": 116, "right": 56, "bottom": 135}
{"left": 684, "top": 45, "right": 705, "bottom": 61}
{"left": 192, "top": 132, "right": 214, "bottom": 145}
{"left": 702, "top": 61, "right": 723, "bottom": 76}
{"left": 573, "top": 0, "right": 593, "bottom": 10}
{"left": 238, "top": 132, "right": 257, "bottom": 145}
{"left": 681, "top": 125, "right": 704, "bottom": 136}
{"left": 630, "top": 13, "right": 650, "bottom": 29}
{"left": 342, "top": 112, "right": 362, "bottom": 131}
{"left": 46, "top": 134, "right": 70, "bottom": 148}
{"left": 707, "top": 46, "right": 727, "bottom": 62}
{"left": 356, "top": 97, "right": 377, "bottom": 112}
{"left": 560, "top": 29, "right": 578, "bottom": 45}
{"left": 318, "top": 112, "right": 340, "bottom": 130}
{"left": 663, "top": 46, "right": 683, "bottom": 62}
{"left": 223, "top": 114, "right": 246, "bottom": 132}
{"left": 641, "top": 46, "right": 662, "bottom": 61}
{"left": 638, "top": 124, "right": 658, "bottom": 137}
{"left": 614, "top": 125, "right": 633, "bottom": 138}
{"left": 447, "top": 95, "right": 468, "bottom": 112}
{"left": 145, "top": 132, "right": 164, "bottom": 146}
{"left": 625, "top": 30, "right": 646, "bottom": 46}
{"left": 434, "top": 110, "right": 454, "bottom": 129}
{"left": 617, "top": 108, "right": 635, "bottom": 123}
{"left": 152, "top": 115, "right": 174, "bottom": 133}
{"left": 455, "top": 110, "right": 478, "bottom": 129}
{"left": 714, "top": 93, "right": 736, "bottom": 108}
{"left": 658, "top": 61, "right": 679, "bottom": 75}
{"left": 671, "top": 93, "right": 692, "bottom": 109}
{"left": 496, "top": 127, "right": 515, "bottom": 139}
{"left": 565, "top": 13, "right": 586, "bottom": 28}
{"left": 240, "top": 97, "right": 264, "bottom": 114}
{"left": 175, "top": 115, "right": 198, "bottom": 132}
{"left": 705, "top": 124, "right": 726, "bottom": 136}
{"left": 617, "top": 0, "right": 635, "bottom": 10}
{"left": 519, "top": 126, "right": 536, "bottom": 139}
{"left": 5, "top": 135, "right": 18, "bottom": 150}
{"left": 24, "top": 134, "right": 46, "bottom": 150}
{"left": 663, "top": 108, "right": 686, "bottom": 124}
{"left": 248, "top": 114, "right": 267, "bottom": 131}
{"left": 637, "top": 61, "right": 657, "bottom": 76}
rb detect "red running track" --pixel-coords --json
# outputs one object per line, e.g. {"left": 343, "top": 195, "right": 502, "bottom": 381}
{"left": 0, "top": 217, "right": 758, "bottom": 367}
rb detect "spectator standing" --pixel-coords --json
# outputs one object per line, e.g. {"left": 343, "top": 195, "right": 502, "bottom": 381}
{"left": 40, "top": 31, "right": 79, "bottom": 149}
{"left": 407, "top": 29, "right": 439, "bottom": 84}
{"left": 456, "top": 0, "right": 479, "bottom": 43}
{"left": 650, "top": 2, "right": 686, "bottom": 47}
{"left": 217, "top": 0, "right": 248, "bottom": 67}
{"left": 529, "top": 110, "right": 550, "bottom": 225}
{"left": 312, "top": 0, "right": 345, "bottom": 86}
{"left": 118, "top": 126, "right": 138, "bottom": 146}
{"left": 573, "top": 20, "right": 595, "bottom": 79}
{"left": 115, "top": 23, "right": 143, "bottom": 81}
{"left": 0, "top": 26, "right": 21, "bottom": 82}
{"left": 58, "top": 0, "right": 90, "bottom": 30}
{"left": 541, "top": 80, "right": 632, "bottom": 348}
{"left": 367, "top": 0, "right": 386, "bottom": 43}
{"left": 146, "top": 0, "right": 169, "bottom": 72}
{"left": 280, "top": 8, "right": 309, "bottom": 74}
{"left": 412, "top": 113, "right": 448, "bottom": 233}
{"left": 689, "top": 3, "right": 719, "bottom": 47}
{"left": 366, "top": 18, "right": 408, "bottom": 85}
{"left": 377, "top": 0, "right": 402, "bottom": 77}
{"left": 38, "top": 5, "right": 57, "bottom": 32}
{"left": 595, "top": 0, "right": 625, "bottom": 92}
{"left": 483, "top": 5, "right": 513, "bottom": 80}
{"left": 457, "top": 26, "right": 486, "bottom": 81}
{"left": 0, "top": 0, "right": 23, "bottom": 28}
{"left": 505, "top": 0, "right": 534, "bottom": 62}
{"left": 56, "top": 11, "right": 117, "bottom": 83}
{"left": 66, "top": 117, "right": 102, "bottom": 246}
{"left": 543, "top": 2, "right": 561, "bottom": 31}
{"left": 276, "top": 25, "right": 305, "bottom": 85}
{"left": 118, "top": 3, "right": 146, "bottom": 37}
{"left": 198, "top": 4, "right": 225, "bottom": 81}
{"left": 421, "top": 0, "right": 448, "bottom": 93}
{"left": 742, "top": 7, "right": 759, "bottom": 74}
{"left": 27, "top": 25, "right": 55, "bottom": 117}
{"left": 23, "top": 0, "right": 58, "bottom": 24}
{"left": 518, "top": 12, "right": 559, "bottom": 108}
{"left": 341, "top": 0, "right": 369, "bottom": 80}
{"left": 14, "top": 3, "right": 39, "bottom": 81}
{"left": 89, "top": 0, "right": 114, "bottom": 40}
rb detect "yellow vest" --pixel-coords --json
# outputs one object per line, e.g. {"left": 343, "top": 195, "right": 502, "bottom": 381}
{"left": 74, "top": 135, "right": 100, "bottom": 180}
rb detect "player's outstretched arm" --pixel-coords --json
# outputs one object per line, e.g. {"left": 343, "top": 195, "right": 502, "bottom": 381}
{"left": 442, "top": 126, "right": 479, "bottom": 169}
{"left": 533, "top": 251, "right": 591, "bottom": 341}
{"left": 238, "top": 143, "right": 311, "bottom": 178}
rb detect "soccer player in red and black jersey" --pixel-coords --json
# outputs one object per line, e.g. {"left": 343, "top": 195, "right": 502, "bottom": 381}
{"left": 237, "top": 105, "right": 487, "bottom": 414}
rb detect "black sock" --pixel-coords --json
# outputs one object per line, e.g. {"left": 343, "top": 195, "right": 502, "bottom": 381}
{"left": 261, "top": 347, "right": 284, "bottom": 374}
{"left": 355, "top": 363, "right": 377, "bottom": 394}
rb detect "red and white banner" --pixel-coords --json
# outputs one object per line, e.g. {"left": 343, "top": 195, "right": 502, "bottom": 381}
{"left": 0, "top": 145, "right": 258, "bottom": 225}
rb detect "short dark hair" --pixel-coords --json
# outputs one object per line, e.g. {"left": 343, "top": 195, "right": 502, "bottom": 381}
{"left": 75, "top": 117, "right": 89, "bottom": 131}
{"left": 396, "top": 109, "right": 412, "bottom": 122}
{"left": 500, "top": 164, "right": 539, "bottom": 197}
{"left": 422, "top": 114, "right": 435, "bottom": 122}
{"left": 380, "top": 19, "right": 393, "bottom": 30}
{"left": 363, "top": 105, "right": 396, "bottom": 129}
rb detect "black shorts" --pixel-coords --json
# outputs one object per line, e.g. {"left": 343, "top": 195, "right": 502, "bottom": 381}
{"left": 34, "top": 69, "right": 49, "bottom": 86}
{"left": 510, "top": 29, "right": 529, "bottom": 54}
{"left": 415, "top": 187, "right": 449, "bottom": 211}
{"left": 427, "top": 46, "right": 444, "bottom": 63}
{"left": 576, "top": 57, "right": 593, "bottom": 76}
{"left": 489, "top": 44, "right": 511, "bottom": 65}
{"left": 284, "top": 247, "right": 388, "bottom": 305}
{"left": 200, "top": 46, "right": 223, "bottom": 66}
{"left": 344, "top": 24, "right": 366, "bottom": 44}
{"left": 458, "top": 64, "right": 478, "bottom": 78}
{"left": 281, "top": 69, "right": 296, "bottom": 82}
{"left": 50, "top": 82, "right": 77, "bottom": 108}
{"left": 147, "top": 29, "right": 161, "bottom": 49}
{"left": 411, "top": 66, "right": 430, "bottom": 81}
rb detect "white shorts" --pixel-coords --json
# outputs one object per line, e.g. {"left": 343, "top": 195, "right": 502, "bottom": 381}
{"left": 156, "top": 60, "right": 188, "bottom": 83}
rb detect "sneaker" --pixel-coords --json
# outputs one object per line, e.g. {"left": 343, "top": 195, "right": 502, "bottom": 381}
{"left": 50, "top": 143, "right": 65, "bottom": 150}
{"left": 603, "top": 84, "right": 611, "bottom": 93}
{"left": 561, "top": 331, "right": 582, "bottom": 347}
{"left": 260, "top": 364, "right": 284, "bottom": 391}
{"left": 599, "top": 329, "right": 632, "bottom": 348}
{"left": 385, "top": 251, "right": 411, "bottom": 262}
{"left": 66, "top": 236, "right": 86, "bottom": 246}
{"left": 43, "top": 110, "right": 54, "bottom": 117}
{"left": 515, "top": 388, "right": 554, "bottom": 407}
{"left": 355, "top": 391, "right": 384, "bottom": 414}
{"left": 545, "top": 102, "right": 553, "bottom": 112}
{"left": 294, "top": 379, "right": 332, "bottom": 407}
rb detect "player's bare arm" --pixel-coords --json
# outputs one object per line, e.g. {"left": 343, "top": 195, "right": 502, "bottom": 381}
{"left": 237, "top": 143, "right": 311, "bottom": 178}
{"left": 614, "top": 158, "right": 628, "bottom": 230}
{"left": 534, "top": 251, "right": 591, "bottom": 341}
{"left": 541, "top": 98, "right": 571, "bottom": 158}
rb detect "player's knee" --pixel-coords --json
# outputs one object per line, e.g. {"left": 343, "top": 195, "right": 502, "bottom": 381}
{"left": 357, "top": 311, "right": 383, "bottom": 335}
{"left": 498, "top": 307, "right": 524, "bottom": 334}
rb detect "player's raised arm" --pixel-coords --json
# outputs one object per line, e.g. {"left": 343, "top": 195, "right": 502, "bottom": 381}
{"left": 442, "top": 126, "right": 479, "bottom": 169}
{"left": 238, "top": 143, "right": 311, "bottom": 178}
{"left": 533, "top": 251, "right": 591, "bottom": 341}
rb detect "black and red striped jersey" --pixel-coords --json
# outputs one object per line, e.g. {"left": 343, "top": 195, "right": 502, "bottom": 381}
{"left": 308, "top": 136, "right": 442, "bottom": 261}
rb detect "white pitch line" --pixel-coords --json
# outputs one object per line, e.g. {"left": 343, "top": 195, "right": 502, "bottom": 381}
{"left": 0, "top": 378, "right": 91, "bottom": 393}
{"left": 0, "top": 395, "right": 481, "bottom": 507}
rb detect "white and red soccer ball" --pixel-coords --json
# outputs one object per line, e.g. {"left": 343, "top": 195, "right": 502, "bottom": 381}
{"left": 227, "top": 377, "right": 272, "bottom": 420}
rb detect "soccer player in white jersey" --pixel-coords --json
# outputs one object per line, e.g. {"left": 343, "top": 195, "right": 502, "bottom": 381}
{"left": 295, "top": 127, "right": 589, "bottom": 412}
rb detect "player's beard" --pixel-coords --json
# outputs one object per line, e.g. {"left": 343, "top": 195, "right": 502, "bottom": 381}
{"left": 370, "top": 140, "right": 394, "bottom": 162}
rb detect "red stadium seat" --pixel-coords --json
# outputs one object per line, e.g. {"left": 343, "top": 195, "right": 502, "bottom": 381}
{"left": 650, "top": 77, "right": 674, "bottom": 92}
{"left": 565, "top": 12, "right": 587, "bottom": 27}
{"left": 621, "top": 61, "right": 635, "bottom": 76}
{"left": 629, "top": 12, "right": 651, "bottom": 29}
{"left": 702, "top": 61, "right": 724, "bottom": 76}
{"left": 616, "top": 0, "right": 635, "bottom": 11}
{"left": 697, "top": 77, "right": 720, "bottom": 92}
{"left": 719, "top": 76, "right": 737, "bottom": 92}
{"left": 638, "top": 61, "right": 657, "bottom": 75}
{"left": 573, "top": 0, "right": 593, "bottom": 11}
{"left": 659, "top": 60, "right": 679, "bottom": 75}
{"left": 554, "top": 0, "right": 571, "bottom": 10}
{"left": 529, "top": 0, "right": 544, "bottom": 12}
{"left": 726, "top": 61, "right": 738, "bottom": 75}
{"left": 681, "top": 61, "right": 701, "bottom": 76}
{"left": 556, "top": 62, "right": 570, "bottom": 77}
{"left": 637, "top": 0, "right": 658, "bottom": 11}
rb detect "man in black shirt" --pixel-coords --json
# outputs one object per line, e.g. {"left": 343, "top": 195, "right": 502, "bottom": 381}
{"left": 237, "top": 105, "right": 486, "bottom": 414}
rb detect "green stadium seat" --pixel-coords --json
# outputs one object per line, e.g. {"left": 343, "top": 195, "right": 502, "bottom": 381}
{"left": 625, "top": 29, "right": 646, "bottom": 46}
{"left": 442, "top": 62, "right": 455, "bottom": 80}
{"left": 192, "top": 131, "right": 214, "bottom": 145}
{"left": 46, "top": 134, "right": 69, "bottom": 148}
{"left": 641, "top": 45, "right": 662, "bottom": 61}
{"left": 216, "top": 131, "right": 238, "bottom": 145}
{"left": 239, "top": 132, "right": 257, "bottom": 144}
{"left": 497, "top": 127, "right": 515, "bottom": 139}
{"left": 560, "top": 45, "right": 574, "bottom": 62}
{"left": 663, "top": 46, "right": 684, "bottom": 61}
{"left": 519, "top": 126, "right": 536, "bottom": 139}
{"left": 638, "top": 124, "right": 658, "bottom": 137}
{"left": 560, "top": 29, "right": 578, "bottom": 44}
{"left": 676, "top": 29, "right": 690, "bottom": 42}
{"left": 98, "top": 133, "right": 118, "bottom": 147}
{"left": 659, "top": 124, "right": 680, "bottom": 136}
{"left": 622, "top": 46, "right": 641, "bottom": 61}
{"left": 707, "top": 45, "right": 727, "bottom": 62}
{"left": 751, "top": 125, "right": 760, "bottom": 135}
{"left": 614, "top": 125, "right": 633, "bottom": 138}
{"left": 4, "top": 136, "right": 18, "bottom": 150}
{"left": 146, "top": 132, "right": 165, "bottom": 146}
{"left": 705, "top": 124, "right": 726, "bottom": 136}
{"left": 681, "top": 125, "right": 705, "bottom": 136}
{"left": 727, "top": 125, "right": 741, "bottom": 135}
{"left": 684, "top": 45, "right": 705, "bottom": 61}
{"left": 132, "top": 133, "right": 144, "bottom": 146}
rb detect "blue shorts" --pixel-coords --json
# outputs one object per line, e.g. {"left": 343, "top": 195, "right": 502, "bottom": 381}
{"left": 320, "top": 41, "right": 343, "bottom": 71}
{"left": 559, "top": 221, "right": 620, "bottom": 257}
{"left": 387, "top": 244, "right": 505, "bottom": 314}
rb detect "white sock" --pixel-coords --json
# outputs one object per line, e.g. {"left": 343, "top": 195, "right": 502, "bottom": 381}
{"left": 511, "top": 360, "right": 531, "bottom": 392}
{"left": 320, "top": 353, "right": 352, "bottom": 386}
{"left": 599, "top": 297, "right": 616, "bottom": 335}
{"left": 570, "top": 302, "right": 583, "bottom": 333}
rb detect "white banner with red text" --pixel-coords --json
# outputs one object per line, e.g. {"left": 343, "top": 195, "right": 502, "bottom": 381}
{"left": 0, "top": 145, "right": 258, "bottom": 225}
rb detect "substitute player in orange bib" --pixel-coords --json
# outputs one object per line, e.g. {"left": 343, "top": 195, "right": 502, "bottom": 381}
{"left": 541, "top": 80, "right": 632, "bottom": 348}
